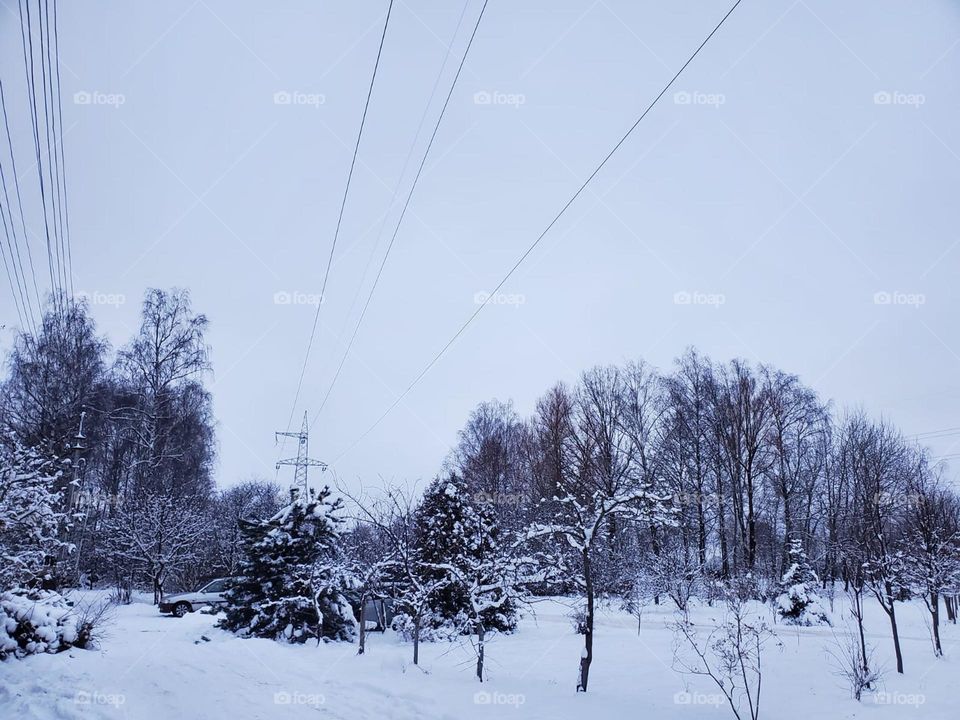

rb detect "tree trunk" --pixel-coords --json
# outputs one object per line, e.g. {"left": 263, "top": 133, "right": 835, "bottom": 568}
{"left": 577, "top": 549, "right": 594, "bottom": 692}
{"left": 945, "top": 595, "right": 956, "bottom": 624}
{"left": 358, "top": 597, "right": 366, "bottom": 655}
{"left": 885, "top": 583, "right": 904, "bottom": 674}
{"left": 931, "top": 591, "right": 943, "bottom": 657}
{"left": 852, "top": 588, "right": 871, "bottom": 683}
{"left": 476, "top": 623, "right": 485, "bottom": 682}
{"left": 413, "top": 613, "right": 421, "bottom": 666}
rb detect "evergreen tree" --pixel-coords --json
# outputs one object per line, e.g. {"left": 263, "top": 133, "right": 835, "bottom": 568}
{"left": 412, "top": 473, "right": 518, "bottom": 634}
{"left": 775, "top": 538, "right": 829, "bottom": 625}
{"left": 219, "top": 487, "right": 356, "bottom": 643}
{"left": 0, "top": 433, "right": 67, "bottom": 591}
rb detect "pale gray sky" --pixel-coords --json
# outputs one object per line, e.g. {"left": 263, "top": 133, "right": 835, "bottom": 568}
{"left": 1, "top": 0, "right": 959, "bottom": 491}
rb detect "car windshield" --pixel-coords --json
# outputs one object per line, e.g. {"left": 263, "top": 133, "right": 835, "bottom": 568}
{"left": 201, "top": 579, "right": 227, "bottom": 593}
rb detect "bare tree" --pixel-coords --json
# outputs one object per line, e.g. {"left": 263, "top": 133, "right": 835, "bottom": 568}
{"left": 672, "top": 587, "right": 773, "bottom": 720}
{"left": 105, "top": 494, "right": 207, "bottom": 603}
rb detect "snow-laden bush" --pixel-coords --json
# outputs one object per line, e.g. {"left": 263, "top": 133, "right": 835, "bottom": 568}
{"left": 390, "top": 610, "right": 462, "bottom": 643}
{"left": 774, "top": 539, "right": 830, "bottom": 626}
{"left": 0, "top": 589, "right": 98, "bottom": 659}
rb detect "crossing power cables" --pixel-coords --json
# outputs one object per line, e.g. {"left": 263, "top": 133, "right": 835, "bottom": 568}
{"left": 330, "top": 0, "right": 744, "bottom": 464}
{"left": 279, "top": 0, "right": 396, "bottom": 449}
{"left": 310, "top": 0, "right": 489, "bottom": 429}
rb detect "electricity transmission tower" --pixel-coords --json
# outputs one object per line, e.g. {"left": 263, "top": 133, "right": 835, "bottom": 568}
{"left": 275, "top": 412, "right": 327, "bottom": 497}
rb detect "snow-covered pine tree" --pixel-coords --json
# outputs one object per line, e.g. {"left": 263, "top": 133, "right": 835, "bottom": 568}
{"left": 775, "top": 537, "right": 830, "bottom": 625}
{"left": 411, "top": 473, "right": 518, "bottom": 635}
{"left": 219, "top": 486, "right": 356, "bottom": 643}
{"left": 0, "top": 433, "right": 67, "bottom": 591}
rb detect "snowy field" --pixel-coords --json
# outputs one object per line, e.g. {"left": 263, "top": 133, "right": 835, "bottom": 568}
{"left": 1, "top": 592, "right": 955, "bottom": 720}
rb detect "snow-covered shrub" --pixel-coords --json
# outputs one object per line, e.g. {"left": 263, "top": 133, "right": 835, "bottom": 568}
{"left": 0, "top": 589, "right": 100, "bottom": 659}
{"left": 390, "top": 610, "right": 462, "bottom": 642}
{"left": 775, "top": 539, "right": 830, "bottom": 626}
{"left": 219, "top": 487, "right": 357, "bottom": 643}
{"left": 568, "top": 605, "right": 588, "bottom": 635}
{"left": 827, "top": 622, "right": 882, "bottom": 701}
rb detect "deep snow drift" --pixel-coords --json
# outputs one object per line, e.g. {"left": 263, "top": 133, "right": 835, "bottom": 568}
{"left": 0, "top": 591, "right": 955, "bottom": 719}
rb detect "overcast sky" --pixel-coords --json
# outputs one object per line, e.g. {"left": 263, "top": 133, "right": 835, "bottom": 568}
{"left": 1, "top": 0, "right": 959, "bottom": 493}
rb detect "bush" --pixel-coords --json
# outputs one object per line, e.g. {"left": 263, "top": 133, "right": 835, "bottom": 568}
{"left": 0, "top": 589, "right": 104, "bottom": 660}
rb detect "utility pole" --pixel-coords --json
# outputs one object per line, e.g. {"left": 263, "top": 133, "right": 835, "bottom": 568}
{"left": 276, "top": 411, "right": 327, "bottom": 498}
{"left": 66, "top": 409, "right": 87, "bottom": 512}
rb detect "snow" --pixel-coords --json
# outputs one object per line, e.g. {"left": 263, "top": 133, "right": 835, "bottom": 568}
{"left": 0, "top": 589, "right": 956, "bottom": 719}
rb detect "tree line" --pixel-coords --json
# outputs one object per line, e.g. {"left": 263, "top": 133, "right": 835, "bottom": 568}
{"left": 2, "top": 293, "right": 957, "bottom": 690}
{"left": 0, "top": 290, "right": 281, "bottom": 603}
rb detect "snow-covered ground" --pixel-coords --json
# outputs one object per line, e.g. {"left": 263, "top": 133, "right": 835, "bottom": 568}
{"left": 1, "top": 591, "right": 955, "bottom": 719}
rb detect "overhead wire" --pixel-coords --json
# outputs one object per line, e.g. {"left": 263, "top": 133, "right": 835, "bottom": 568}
{"left": 278, "top": 0, "right": 396, "bottom": 457}
{"left": 311, "top": 0, "right": 489, "bottom": 427}
{"left": 330, "top": 0, "right": 745, "bottom": 463}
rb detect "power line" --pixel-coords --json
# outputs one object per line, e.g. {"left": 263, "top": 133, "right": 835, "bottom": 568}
{"left": 280, "top": 0, "right": 396, "bottom": 445}
{"left": 334, "top": 0, "right": 472, "bottom": 359}
{"left": 37, "top": 0, "right": 69, "bottom": 300}
{"left": 0, "top": 76, "right": 43, "bottom": 313}
{"left": 0, "top": 176, "right": 36, "bottom": 334}
{"left": 50, "top": 0, "right": 73, "bottom": 296}
{"left": 331, "top": 0, "right": 744, "bottom": 464}
{"left": 19, "top": 0, "right": 62, "bottom": 312}
{"left": 311, "top": 0, "right": 489, "bottom": 427}
{"left": 909, "top": 427, "right": 960, "bottom": 440}
{"left": 0, "top": 204, "right": 30, "bottom": 332}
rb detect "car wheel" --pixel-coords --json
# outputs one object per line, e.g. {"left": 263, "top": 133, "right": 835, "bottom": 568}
{"left": 173, "top": 602, "right": 191, "bottom": 618}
